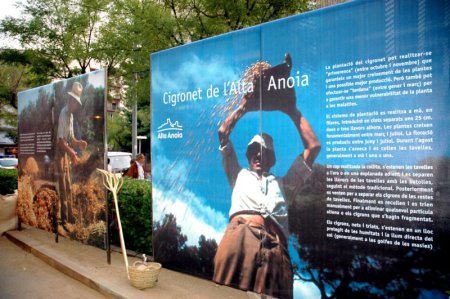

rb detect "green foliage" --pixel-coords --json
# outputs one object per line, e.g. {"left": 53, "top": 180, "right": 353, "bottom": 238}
{"left": 0, "top": 169, "right": 18, "bottom": 195}
{"left": 0, "top": 49, "right": 54, "bottom": 141}
{"left": 0, "top": 49, "right": 55, "bottom": 86}
{"left": 107, "top": 111, "right": 132, "bottom": 151}
{"left": 112, "top": 177, "right": 152, "bottom": 254}
{"left": 0, "top": 63, "right": 21, "bottom": 140}
{"left": 0, "top": 0, "right": 110, "bottom": 78}
{"left": 158, "top": 0, "right": 310, "bottom": 45}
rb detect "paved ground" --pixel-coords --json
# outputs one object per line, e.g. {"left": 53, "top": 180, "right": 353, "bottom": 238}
{"left": 0, "top": 236, "right": 106, "bottom": 299}
{"left": 1, "top": 226, "right": 249, "bottom": 299}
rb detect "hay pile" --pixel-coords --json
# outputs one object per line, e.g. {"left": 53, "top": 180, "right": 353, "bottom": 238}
{"left": 17, "top": 175, "right": 37, "bottom": 227}
{"left": 17, "top": 175, "right": 58, "bottom": 232}
{"left": 23, "top": 157, "right": 39, "bottom": 176}
{"left": 33, "top": 186, "right": 57, "bottom": 232}
{"left": 61, "top": 174, "right": 106, "bottom": 246}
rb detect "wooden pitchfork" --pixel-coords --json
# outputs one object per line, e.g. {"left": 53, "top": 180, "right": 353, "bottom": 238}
{"left": 97, "top": 169, "right": 129, "bottom": 278}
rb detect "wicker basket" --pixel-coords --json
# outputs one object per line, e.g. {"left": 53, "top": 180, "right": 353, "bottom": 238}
{"left": 128, "top": 261, "right": 162, "bottom": 289}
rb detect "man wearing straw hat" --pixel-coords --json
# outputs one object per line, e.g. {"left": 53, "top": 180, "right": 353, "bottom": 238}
{"left": 56, "top": 81, "right": 88, "bottom": 227}
{"left": 213, "top": 91, "right": 321, "bottom": 299}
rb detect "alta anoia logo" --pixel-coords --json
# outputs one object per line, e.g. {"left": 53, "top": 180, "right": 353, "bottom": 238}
{"left": 157, "top": 118, "right": 183, "bottom": 139}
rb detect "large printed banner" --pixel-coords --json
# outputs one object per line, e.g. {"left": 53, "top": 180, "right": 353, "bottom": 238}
{"left": 17, "top": 70, "right": 106, "bottom": 247}
{"left": 151, "top": 1, "right": 449, "bottom": 298}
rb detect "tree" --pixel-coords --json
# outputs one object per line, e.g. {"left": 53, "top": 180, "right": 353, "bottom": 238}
{"left": 157, "top": 0, "right": 310, "bottom": 46}
{"left": 153, "top": 213, "right": 218, "bottom": 278}
{"left": 0, "top": 48, "right": 53, "bottom": 142}
{"left": 197, "top": 235, "right": 218, "bottom": 278}
{"left": 107, "top": 111, "right": 132, "bottom": 151}
{"left": 1, "top": 0, "right": 112, "bottom": 79}
{"left": 0, "top": 63, "right": 20, "bottom": 142}
{"left": 153, "top": 213, "right": 188, "bottom": 265}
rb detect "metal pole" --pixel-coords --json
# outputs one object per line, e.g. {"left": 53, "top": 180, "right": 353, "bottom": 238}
{"left": 105, "top": 193, "right": 111, "bottom": 264}
{"left": 104, "top": 69, "right": 110, "bottom": 264}
{"left": 132, "top": 72, "right": 138, "bottom": 158}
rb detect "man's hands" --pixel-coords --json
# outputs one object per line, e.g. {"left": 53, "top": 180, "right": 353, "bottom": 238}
{"left": 58, "top": 138, "right": 88, "bottom": 166}
{"left": 78, "top": 140, "right": 87, "bottom": 151}
{"left": 70, "top": 152, "right": 81, "bottom": 165}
